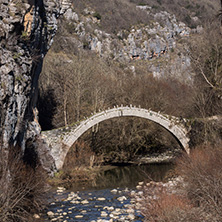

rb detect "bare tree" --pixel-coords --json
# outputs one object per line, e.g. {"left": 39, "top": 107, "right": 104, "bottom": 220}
{"left": 188, "top": 23, "right": 222, "bottom": 118}
{"left": 40, "top": 52, "right": 74, "bottom": 127}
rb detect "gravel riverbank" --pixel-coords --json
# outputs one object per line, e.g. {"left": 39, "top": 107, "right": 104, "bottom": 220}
{"left": 45, "top": 185, "right": 144, "bottom": 222}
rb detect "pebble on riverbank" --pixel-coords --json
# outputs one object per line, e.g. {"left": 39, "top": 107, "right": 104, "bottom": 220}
{"left": 81, "top": 199, "right": 89, "bottom": 204}
{"left": 75, "top": 215, "right": 83, "bottom": 218}
{"left": 117, "top": 196, "right": 127, "bottom": 202}
{"left": 47, "top": 211, "right": 54, "bottom": 217}
{"left": 97, "top": 197, "right": 106, "bottom": 201}
{"left": 33, "top": 214, "right": 40, "bottom": 219}
{"left": 110, "top": 189, "right": 118, "bottom": 194}
{"left": 101, "top": 211, "right": 108, "bottom": 217}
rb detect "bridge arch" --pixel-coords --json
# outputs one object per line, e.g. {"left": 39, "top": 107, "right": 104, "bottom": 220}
{"left": 42, "top": 106, "right": 190, "bottom": 169}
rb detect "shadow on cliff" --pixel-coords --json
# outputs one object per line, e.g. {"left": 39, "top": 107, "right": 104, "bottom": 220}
{"left": 37, "top": 87, "right": 57, "bottom": 131}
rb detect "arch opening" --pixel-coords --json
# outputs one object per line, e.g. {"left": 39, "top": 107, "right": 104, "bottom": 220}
{"left": 63, "top": 116, "right": 185, "bottom": 169}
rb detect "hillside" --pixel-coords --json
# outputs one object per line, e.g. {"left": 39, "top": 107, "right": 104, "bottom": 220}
{"left": 39, "top": 0, "right": 222, "bottom": 159}
{"left": 43, "top": 0, "right": 219, "bottom": 85}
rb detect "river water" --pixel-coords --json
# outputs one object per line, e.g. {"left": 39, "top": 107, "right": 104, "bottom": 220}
{"left": 44, "top": 163, "right": 173, "bottom": 221}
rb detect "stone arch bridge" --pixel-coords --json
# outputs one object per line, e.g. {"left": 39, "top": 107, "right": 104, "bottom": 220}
{"left": 41, "top": 106, "right": 190, "bottom": 170}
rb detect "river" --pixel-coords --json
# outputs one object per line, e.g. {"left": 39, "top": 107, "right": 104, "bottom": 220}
{"left": 44, "top": 163, "right": 173, "bottom": 221}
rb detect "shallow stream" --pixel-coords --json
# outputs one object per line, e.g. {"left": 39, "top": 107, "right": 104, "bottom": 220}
{"left": 44, "top": 163, "right": 173, "bottom": 222}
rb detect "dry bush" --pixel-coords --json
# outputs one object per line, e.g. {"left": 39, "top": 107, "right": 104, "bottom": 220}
{"left": 188, "top": 23, "right": 222, "bottom": 118}
{"left": 141, "top": 188, "right": 200, "bottom": 222}
{"left": 140, "top": 145, "right": 222, "bottom": 222}
{"left": 0, "top": 148, "right": 48, "bottom": 222}
{"left": 40, "top": 43, "right": 194, "bottom": 129}
{"left": 176, "top": 144, "right": 222, "bottom": 221}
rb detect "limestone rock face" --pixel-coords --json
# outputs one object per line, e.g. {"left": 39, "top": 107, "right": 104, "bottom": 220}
{"left": 0, "top": 0, "right": 70, "bottom": 171}
{"left": 57, "top": 5, "right": 195, "bottom": 83}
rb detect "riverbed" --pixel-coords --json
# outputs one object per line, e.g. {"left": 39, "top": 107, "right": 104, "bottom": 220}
{"left": 44, "top": 163, "right": 173, "bottom": 221}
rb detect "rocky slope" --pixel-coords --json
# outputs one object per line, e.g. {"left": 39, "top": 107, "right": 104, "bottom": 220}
{"left": 48, "top": 3, "right": 204, "bottom": 85}
{"left": 64, "top": 5, "right": 192, "bottom": 59}
{"left": 0, "top": 0, "right": 70, "bottom": 171}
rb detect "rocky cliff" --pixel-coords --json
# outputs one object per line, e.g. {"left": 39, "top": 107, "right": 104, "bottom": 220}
{"left": 0, "top": 0, "right": 70, "bottom": 171}
{"left": 52, "top": 4, "right": 200, "bottom": 84}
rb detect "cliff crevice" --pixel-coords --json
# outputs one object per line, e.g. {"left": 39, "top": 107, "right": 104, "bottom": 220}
{"left": 0, "top": 0, "right": 70, "bottom": 172}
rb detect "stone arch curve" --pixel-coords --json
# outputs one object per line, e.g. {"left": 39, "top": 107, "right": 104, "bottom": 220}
{"left": 42, "top": 106, "right": 190, "bottom": 169}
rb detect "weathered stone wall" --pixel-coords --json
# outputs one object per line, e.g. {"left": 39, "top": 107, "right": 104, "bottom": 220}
{"left": 0, "top": 0, "right": 70, "bottom": 172}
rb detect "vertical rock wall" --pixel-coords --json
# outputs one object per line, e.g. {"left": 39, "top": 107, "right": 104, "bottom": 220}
{"left": 0, "top": 0, "right": 70, "bottom": 171}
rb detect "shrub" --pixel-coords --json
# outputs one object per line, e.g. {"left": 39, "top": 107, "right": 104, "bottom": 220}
{"left": 0, "top": 148, "right": 48, "bottom": 222}
{"left": 140, "top": 144, "right": 222, "bottom": 221}
{"left": 138, "top": 3, "right": 147, "bottom": 6}
{"left": 141, "top": 189, "right": 200, "bottom": 222}
{"left": 93, "top": 12, "right": 102, "bottom": 20}
{"left": 176, "top": 144, "right": 222, "bottom": 221}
